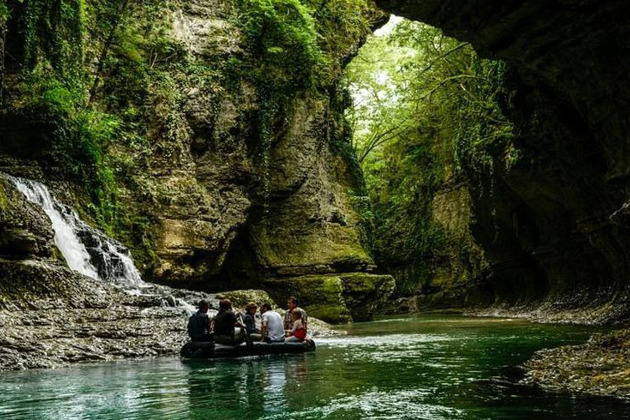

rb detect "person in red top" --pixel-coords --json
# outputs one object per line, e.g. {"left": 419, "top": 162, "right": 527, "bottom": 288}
{"left": 285, "top": 310, "right": 307, "bottom": 342}
{"left": 284, "top": 297, "right": 308, "bottom": 333}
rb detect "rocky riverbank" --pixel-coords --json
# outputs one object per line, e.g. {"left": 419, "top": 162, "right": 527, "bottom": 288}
{"left": 406, "top": 304, "right": 630, "bottom": 402}
{"left": 468, "top": 306, "right": 630, "bottom": 401}
{"left": 0, "top": 277, "right": 338, "bottom": 371}
{"left": 520, "top": 329, "right": 630, "bottom": 401}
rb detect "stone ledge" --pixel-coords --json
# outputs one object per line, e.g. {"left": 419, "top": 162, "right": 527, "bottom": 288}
{"left": 263, "top": 273, "right": 395, "bottom": 323}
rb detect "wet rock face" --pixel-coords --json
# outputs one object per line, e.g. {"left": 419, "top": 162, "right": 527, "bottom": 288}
{"left": 0, "top": 278, "right": 340, "bottom": 371}
{"left": 264, "top": 273, "right": 396, "bottom": 323}
{"left": 142, "top": 1, "right": 378, "bottom": 291}
{"left": 377, "top": 0, "right": 630, "bottom": 319}
{"left": 0, "top": 178, "right": 55, "bottom": 259}
{"left": 0, "top": 0, "right": 378, "bottom": 292}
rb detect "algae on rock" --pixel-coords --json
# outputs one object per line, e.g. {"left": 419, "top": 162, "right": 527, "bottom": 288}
{"left": 0, "top": 0, "right": 389, "bottom": 300}
{"left": 264, "top": 273, "right": 395, "bottom": 323}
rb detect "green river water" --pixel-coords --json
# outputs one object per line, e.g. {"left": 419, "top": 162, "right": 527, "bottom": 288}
{"left": 1, "top": 315, "right": 628, "bottom": 419}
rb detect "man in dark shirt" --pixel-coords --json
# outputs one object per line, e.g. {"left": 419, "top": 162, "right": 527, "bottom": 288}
{"left": 187, "top": 300, "right": 212, "bottom": 342}
{"left": 213, "top": 298, "right": 246, "bottom": 345}
{"left": 243, "top": 302, "right": 262, "bottom": 341}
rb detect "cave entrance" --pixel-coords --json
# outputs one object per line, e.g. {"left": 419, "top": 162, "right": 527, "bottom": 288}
{"left": 343, "top": 15, "right": 546, "bottom": 306}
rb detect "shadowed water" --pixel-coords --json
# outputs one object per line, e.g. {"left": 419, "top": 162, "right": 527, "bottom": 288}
{"left": 0, "top": 315, "right": 628, "bottom": 419}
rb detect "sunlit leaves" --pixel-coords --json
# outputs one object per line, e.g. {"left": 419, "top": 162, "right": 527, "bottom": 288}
{"left": 345, "top": 18, "right": 512, "bottom": 293}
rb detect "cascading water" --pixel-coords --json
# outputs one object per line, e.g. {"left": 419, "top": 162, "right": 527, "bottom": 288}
{"left": 7, "top": 175, "right": 145, "bottom": 288}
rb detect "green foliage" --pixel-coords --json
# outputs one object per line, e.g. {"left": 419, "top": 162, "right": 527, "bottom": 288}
{"left": 234, "top": 0, "right": 379, "bottom": 202}
{"left": 0, "top": 1, "right": 10, "bottom": 23}
{"left": 238, "top": 0, "right": 378, "bottom": 94}
{"left": 11, "top": 0, "right": 121, "bottom": 219}
{"left": 346, "top": 19, "right": 512, "bottom": 294}
{"left": 240, "top": 0, "right": 323, "bottom": 93}
{"left": 21, "top": 0, "right": 85, "bottom": 77}
{"left": 4, "top": 0, "right": 380, "bottom": 272}
{"left": 16, "top": 64, "right": 121, "bottom": 224}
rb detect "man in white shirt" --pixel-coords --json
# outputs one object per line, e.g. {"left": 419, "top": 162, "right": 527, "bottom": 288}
{"left": 260, "top": 302, "right": 285, "bottom": 343}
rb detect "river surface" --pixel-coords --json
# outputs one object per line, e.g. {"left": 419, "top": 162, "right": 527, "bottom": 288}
{"left": 0, "top": 315, "right": 628, "bottom": 419}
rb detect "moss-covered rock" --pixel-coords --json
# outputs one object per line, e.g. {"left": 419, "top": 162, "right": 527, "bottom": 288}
{"left": 215, "top": 289, "right": 276, "bottom": 309}
{"left": 339, "top": 273, "right": 396, "bottom": 322}
{"left": 0, "top": 180, "right": 6, "bottom": 211}
{"left": 263, "top": 272, "right": 395, "bottom": 323}
{"left": 0, "top": 177, "right": 55, "bottom": 259}
{"left": 0, "top": 0, "right": 384, "bottom": 293}
{"left": 264, "top": 275, "right": 350, "bottom": 323}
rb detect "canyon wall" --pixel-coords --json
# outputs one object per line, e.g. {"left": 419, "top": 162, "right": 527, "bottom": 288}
{"left": 0, "top": 0, "right": 394, "bottom": 322}
{"left": 377, "top": 0, "right": 630, "bottom": 321}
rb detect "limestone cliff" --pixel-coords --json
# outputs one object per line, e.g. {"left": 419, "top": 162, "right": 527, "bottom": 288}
{"left": 376, "top": 0, "right": 630, "bottom": 321}
{"left": 0, "top": 0, "right": 393, "bottom": 322}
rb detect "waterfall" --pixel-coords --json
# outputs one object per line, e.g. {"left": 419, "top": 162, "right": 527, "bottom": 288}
{"left": 7, "top": 175, "right": 146, "bottom": 288}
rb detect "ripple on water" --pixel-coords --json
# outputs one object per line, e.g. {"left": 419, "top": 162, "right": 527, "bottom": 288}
{"left": 317, "top": 333, "right": 455, "bottom": 347}
{"left": 317, "top": 333, "right": 458, "bottom": 365}
{"left": 260, "top": 389, "right": 464, "bottom": 420}
{"left": 0, "top": 316, "right": 615, "bottom": 420}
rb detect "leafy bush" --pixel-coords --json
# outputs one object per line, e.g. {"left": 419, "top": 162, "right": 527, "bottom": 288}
{"left": 240, "top": 0, "right": 324, "bottom": 93}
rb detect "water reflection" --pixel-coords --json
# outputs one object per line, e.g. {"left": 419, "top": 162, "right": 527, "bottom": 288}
{"left": 181, "top": 355, "right": 313, "bottom": 417}
{"left": 0, "top": 316, "right": 628, "bottom": 419}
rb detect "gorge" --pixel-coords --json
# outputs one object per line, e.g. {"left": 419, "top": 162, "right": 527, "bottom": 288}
{"left": 0, "top": 0, "right": 629, "bottom": 409}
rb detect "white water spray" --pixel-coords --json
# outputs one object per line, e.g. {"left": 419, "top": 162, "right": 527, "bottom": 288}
{"left": 7, "top": 175, "right": 145, "bottom": 288}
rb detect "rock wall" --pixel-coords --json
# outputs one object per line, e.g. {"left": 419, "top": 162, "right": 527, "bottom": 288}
{"left": 0, "top": 0, "right": 394, "bottom": 322}
{"left": 376, "top": 0, "right": 630, "bottom": 321}
{"left": 421, "top": 184, "right": 489, "bottom": 307}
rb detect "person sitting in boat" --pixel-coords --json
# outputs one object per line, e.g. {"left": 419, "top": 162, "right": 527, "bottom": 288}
{"left": 284, "top": 297, "right": 308, "bottom": 334}
{"left": 285, "top": 309, "right": 308, "bottom": 342}
{"left": 243, "top": 302, "right": 262, "bottom": 342}
{"left": 260, "top": 302, "right": 285, "bottom": 343}
{"left": 187, "top": 300, "right": 212, "bottom": 342}
{"left": 213, "top": 298, "right": 247, "bottom": 345}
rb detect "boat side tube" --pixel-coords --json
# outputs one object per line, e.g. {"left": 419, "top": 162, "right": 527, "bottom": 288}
{"left": 180, "top": 340, "right": 316, "bottom": 359}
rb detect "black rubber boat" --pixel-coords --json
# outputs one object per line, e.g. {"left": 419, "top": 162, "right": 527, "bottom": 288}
{"left": 180, "top": 340, "right": 316, "bottom": 359}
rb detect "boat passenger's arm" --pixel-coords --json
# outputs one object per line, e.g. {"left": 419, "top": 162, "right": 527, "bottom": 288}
{"left": 260, "top": 318, "right": 268, "bottom": 340}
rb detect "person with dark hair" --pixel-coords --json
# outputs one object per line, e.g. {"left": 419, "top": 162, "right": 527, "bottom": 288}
{"left": 187, "top": 300, "right": 212, "bottom": 342}
{"left": 260, "top": 302, "right": 285, "bottom": 343}
{"left": 213, "top": 298, "right": 247, "bottom": 345}
{"left": 284, "top": 296, "right": 308, "bottom": 333}
{"left": 243, "top": 302, "right": 262, "bottom": 342}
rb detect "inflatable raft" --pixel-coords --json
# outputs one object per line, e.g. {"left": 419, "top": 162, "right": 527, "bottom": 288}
{"left": 180, "top": 340, "right": 316, "bottom": 359}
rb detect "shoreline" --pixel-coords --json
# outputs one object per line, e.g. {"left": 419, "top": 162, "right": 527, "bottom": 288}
{"left": 0, "top": 281, "right": 339, "bottom": 372}
{"left": 388, "top": 306, "right": 630, "bottom": 402}
{"left": 3, "top": 292, "right": 629, "bottom": 402}
{"left": 519, "top": 329, "right": 630, "bottom": 402}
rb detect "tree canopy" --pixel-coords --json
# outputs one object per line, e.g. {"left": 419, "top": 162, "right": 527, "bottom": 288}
{"left": 345, "top": 18, "right": 514, "bottom": 295}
